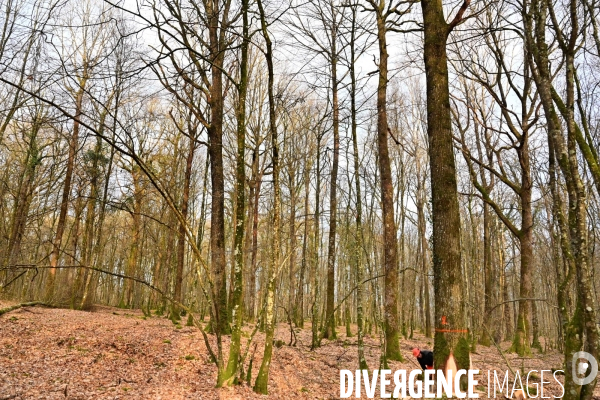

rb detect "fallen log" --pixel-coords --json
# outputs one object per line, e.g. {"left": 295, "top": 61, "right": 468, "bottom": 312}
{"left": 0, "top": 301, "right": 51, "bottom": 316}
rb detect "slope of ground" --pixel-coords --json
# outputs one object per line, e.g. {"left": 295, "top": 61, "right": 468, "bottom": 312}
{"left": 0, "top": 301, "right": 588, "bottom": 399}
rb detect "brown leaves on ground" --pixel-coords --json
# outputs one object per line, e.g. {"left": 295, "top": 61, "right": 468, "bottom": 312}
{"left": 0, "top": 301, "right": 589, "bottom": 399}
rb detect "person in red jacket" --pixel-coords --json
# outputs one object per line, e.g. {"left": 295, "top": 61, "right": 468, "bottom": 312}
{"left": 412, "top": 348, "right": 434, "bottom": 370}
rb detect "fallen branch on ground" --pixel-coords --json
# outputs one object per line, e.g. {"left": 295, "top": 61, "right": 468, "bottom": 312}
{"left": 0, "top": 301, "right": 52, "bottom": 316}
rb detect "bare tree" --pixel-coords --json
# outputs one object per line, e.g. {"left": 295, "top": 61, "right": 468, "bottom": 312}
{"left": 420, "top": 0, "right": 472, "bottom": 382}
{"left": 363, "top": 0, "right": 413, "bottom": 363}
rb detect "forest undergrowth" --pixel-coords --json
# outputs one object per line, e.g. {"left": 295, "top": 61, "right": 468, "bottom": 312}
{"left": 0, "top": 301, "right": 577, "bottom": 399}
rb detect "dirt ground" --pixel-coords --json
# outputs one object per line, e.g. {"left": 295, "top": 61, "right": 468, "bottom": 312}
{"left": 0, "top": 301, "right": 593, "bottom": 399}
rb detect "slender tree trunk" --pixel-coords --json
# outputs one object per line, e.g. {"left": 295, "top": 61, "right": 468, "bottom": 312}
{"left": 312, "top": 134, "right": 322, "bottom": 349}
{"left": 324, "top": 6, "right": 339, "bottom": 340}
{"left": 373, "top": 3, "right": 402, "bottom": 362}
{"left": 81, "top": 80, "right": 121, "bottom": 309}
{"left": 400, "top": 173, "right": 407, "bottom": 339}
{"left": 531, "top": 283, "right": 542, "bottom": 351}
{"left": 221, "top": 0, "right": 248, "bottom": 384}
{"left": 499, "top": 230, "right": 512, "bottom": 341}
{"left": 417, "top": 185, "right": 431, "bottom": 338}
{"left": 296, "top": 162, "right": 310, "bottom": 328}
{"left": 173, "top": 131, "right": 196, "bottom": 320}
{"left": 478, "top": 201, "right": 494, "bottom": 346}
{"left": 255, "top": 0, "right": 279, "bottom": 392}
{"left": 473, "top": 123, "right": 495, "bottom": 346}
{"left": 46, "top": 72, "right": 88, "bottom": 301}
{"left": 349, "top": 2, "right": 367, "bottom": 370}
{"left": 288, "top": 175, "right": 297, "bottom": 323}
{"left": 123, "top": 167, "right": 142, "bottom": 308}
{"left": 249, "top": 166, "right": 262, "bottom": 322}
{"left": 244, "top": 147, "right": 257, "bottom": 321}
{"left": 78, "top": 134, "right": 100, "bottom": 308}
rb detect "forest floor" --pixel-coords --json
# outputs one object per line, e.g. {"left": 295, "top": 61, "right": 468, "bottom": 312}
{"left": 0, "top": 300, "right": 594, "bottom": 399}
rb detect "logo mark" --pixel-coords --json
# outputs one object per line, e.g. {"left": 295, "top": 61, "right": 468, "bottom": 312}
{"left": 572, "top": 351, "right": 598, "bottom": 386}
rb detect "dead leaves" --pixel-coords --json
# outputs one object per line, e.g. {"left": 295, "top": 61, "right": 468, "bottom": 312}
{"left": 0, "top": 301, "right": 592, "bottom": 399}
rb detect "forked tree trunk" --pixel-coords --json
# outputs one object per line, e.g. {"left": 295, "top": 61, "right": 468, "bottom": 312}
{"left": 525, "top": 0, "right": 599, "bottom": 396}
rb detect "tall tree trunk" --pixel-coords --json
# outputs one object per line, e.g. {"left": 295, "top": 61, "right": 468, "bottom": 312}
{"left": 312, "top": 133, "right": 322, "bottom": 349}
{"left": 349, "top": 2, "right": 368, "bottom": 370}
{"left": 420, "top": 0, "right": 470, "bottom": 382}
{"left": 372, "top": 2, "right": 402, "bottom": 362}
{"left": 288, "top": 176, "right": 297, "bottom": 321}
{"left": 478, "top": 200, "right": 494, "bottom": 346}
{"left": 173, "top": 130, "right": 196, "bottom": 320}
{"left": 221, "top": 0, "right": 248, "bottom": 384}
{"left": 415, "top": 148, "right": 432, "bottom": 338}
{"left": 123, "top": 166, "right": 142, "bottom": 308}
{"left": 46, "top": 71, "right": 88, "bottom": 301}
{"left": 296, "top": 162, "right": 310, "bottom": 327}
{"left": 82, "top": 77, "right": 121, "bottom": 309}
{"left": 417, "top": 183, "right": 432, "bottom": 338}
{"left": 498, "top": 228, "right": 512, "bottom": 342}
{"left": 511, "top": 140, "right": 533, "bottom": 355}
{"left": 564, "top": 41, "right": 598, "bottom": 400}
{"left": 248, "top": 161, "right": 262, "bottom": 322}
{"left": 399, "top": 167, "right": 407, "bottom": 339}
{"left": 73, "top": 121, "right": 108, "bottom": 307}
{"left": 473, "top": 122, "right": 495, "bottom": 346}
{"left": 206, "top": 0, "right": 229, "bottom": 336}
{"left": 525, "top": 0, "right": 599, "bottom": 396}
{"left": 78, "top": 133, "right": 101, "bottom": 309}
{"left": 244, "top": 146, "right": 258, "bottom": 321}
{"left": 255, "top": 0, "right": 279, "bottom": 392}
{"left": 531, "top": 283, "right": 542, "bottom": 351}
{"left": 324, "top": 5, "right": 339, "bottom": 340}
